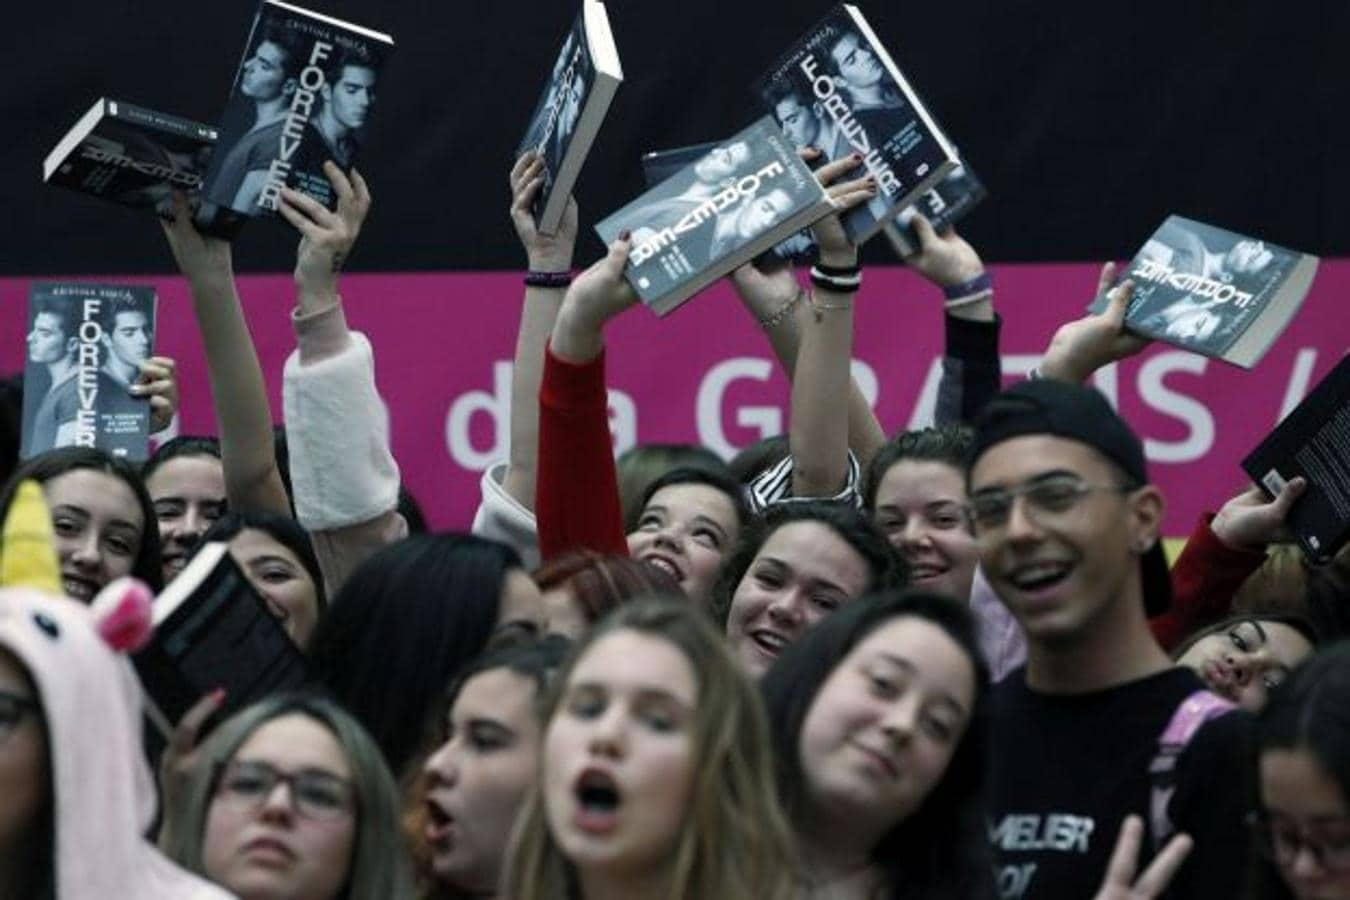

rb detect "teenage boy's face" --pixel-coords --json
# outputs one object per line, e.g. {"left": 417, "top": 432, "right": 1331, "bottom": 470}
{"left": 968, "top": 435, "right": 1161, "bottom": 646}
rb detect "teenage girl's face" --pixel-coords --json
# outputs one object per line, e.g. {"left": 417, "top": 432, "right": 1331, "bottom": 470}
{"left": 0, "top": 648, "right": 47, "bottom": 861}
{"left": 1175, "top": 619, "right": 1314, "bottom": 712}
{"left": 1259, "top": 747, "right": 1350, "bottom": 900}
{"left": 726, "top": 521, "right": 871, "bottom": 679}
{"left": 146, "top": 454, "right": 226, "bottom": 582}
{"left": 422, "top": 668, "right": 541, "bottom": 892}
{"left": 798, "top": 616, "right": 975, "bottom": 842}
{"left": 872, "top": 459, "right": 979, "bottom": 601}
{"left": 627, "top": 483, "right": 739, "bottom": 608}
{"left": 203, "top": 713, "right": 357, "bottom": 900}
{"left": 227, "top": 529, "right": 321, "bottom": 650}
{"left": 543, "top": 629, "right": 697, "bottom": 878}
{"left": 44, "top": 469, "right": 145, "bottom": 604}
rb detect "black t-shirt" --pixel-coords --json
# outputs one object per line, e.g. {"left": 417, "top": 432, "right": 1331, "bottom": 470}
{"left": 988, "top": 667, "right": 1251, "bottom": 900}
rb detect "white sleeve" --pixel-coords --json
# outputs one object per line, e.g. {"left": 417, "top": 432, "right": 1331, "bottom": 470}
{"left": 471, "top": 462, "right": 541, "bottom": 569}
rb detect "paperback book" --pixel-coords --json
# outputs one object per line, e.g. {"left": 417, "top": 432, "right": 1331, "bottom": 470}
{"left": 200, "top": 0, "right": 394, "bottom": 220}
{"left": 42, "top": 98, "right": 217, "bottom": 219}
{"left": 753, "top": 3, "right": 958, "bottom": 244}
{"left": 518, "top": 0, "right": 623, "bottom": 235}
{"left": 1242, "top": 355, "right": 1350, "bottom": 564}
{"left": 640, "top": 140, "right": 816, "bottom": 265}
{"left": 20, "top": 283, "right": 156, "bottom": 462}
{"left": 596, "top": 115, "right": 833, "bottom": 316}
{"left": 882, "top": 157, "right": 987, "bottom": 257}
{"left": 133, "top": 542, "right": 310, "bottom": 737}
{"left": 1091, "top": 215, "right": 1319, "bottom": 368}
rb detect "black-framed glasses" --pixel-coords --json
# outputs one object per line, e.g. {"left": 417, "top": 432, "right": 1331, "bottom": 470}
{"left": 963, "top": 476, "right": 1134, "bottom": 534}
{"left": 1248, "top": 811, "right": 1350, "bottom": 873}
{"left": 0, "top": 689, "right": 38, "bottom": 744}
{"left": 213, "top": 760, "right": 356, "bottom": 821}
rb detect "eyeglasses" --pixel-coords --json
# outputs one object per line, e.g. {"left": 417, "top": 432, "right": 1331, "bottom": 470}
{"left": 214, "top": 760, "right": 356, "bottom": 821}
{"left": 963, "top": 476, "right": 1134, "bottom": 534}
{"left": 0, "top": 690, "right": 38, "bottom": 745}
{"left": 1248, "top": 811, "right": 1350, "bottom": 873}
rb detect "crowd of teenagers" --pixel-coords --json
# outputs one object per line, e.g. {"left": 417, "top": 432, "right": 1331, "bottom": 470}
{"left": 1, "top": 148, "right": 1348, "bottom": 900}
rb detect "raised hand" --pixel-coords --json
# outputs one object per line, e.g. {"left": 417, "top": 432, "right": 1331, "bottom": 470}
{"left": 133, "top": 356, "right": 180, "bottom": 434}
{"left": 277, "top": 161, "right": 372, "bottom": 304}
{"left": 551, "top": 235, "right": 639, "bottom": 363}
{"left": 510, "top": 151, "right": 578, "bottom": 271}
{"left": 906, "top": 215, "right": 986, "bottom": 289}
{"left": 1040, "top": 262, "right": 1150, "bottom": 383}
{"left": 809, "top": 151, "right": 878, "bottom": 267}
{"left": 159, "top": 191, "right": 232, "bottom": 288}
{"left": 1211, "top": 478, "right": 1308, "bottom": 550}
{"left": 1092, "top": 816, "right": 1193, "bottom": 900}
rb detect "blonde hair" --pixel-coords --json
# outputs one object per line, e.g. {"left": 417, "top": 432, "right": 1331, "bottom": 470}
{"left": 502, "top": 599, "right": 797, "bottom": 900}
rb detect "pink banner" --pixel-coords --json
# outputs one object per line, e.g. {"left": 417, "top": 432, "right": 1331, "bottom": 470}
{"left": 4, "top": 262, "right": 1347, "bottom": 536}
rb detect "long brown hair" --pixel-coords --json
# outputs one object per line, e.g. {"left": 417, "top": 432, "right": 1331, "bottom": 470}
{"left": 502, "top": 598, "right": 797, "bottom": 900}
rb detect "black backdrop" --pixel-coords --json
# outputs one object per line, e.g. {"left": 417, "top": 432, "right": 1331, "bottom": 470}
{"left": 7, "top": 0, "right": 1348, "bottom": 275}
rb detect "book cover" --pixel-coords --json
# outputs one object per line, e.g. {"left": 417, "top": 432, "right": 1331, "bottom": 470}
{"left": 753, "top": 3, "right": 958, "bottom": 244}
{"left": 1091, "top": 215, "right": 1320, "bottom": 369}
{"left": 43, "top": 98, "right": 217, "bottom": 219}
{"left": 200, "top": 0, "right": 393, "bottom": 220}
{"left": 596, "top": 115, "right": 833, "bottom": 316}
{"left": 1242, "top": 355, "right": 1350, "bottom": 564}
{"left": 517, "top": 1, "right": 623, "bottom": 234}
{"left": 882, "top": 156, "right": 988, "bottom": 257}
{"left": 133, "top": 542, "right": 310, "bottom": 736}
{"left": 20, "top": 283, "right": 156, "bottom": 462}
{"left": 641, "top": 140, "right": 817, "bottom": 265}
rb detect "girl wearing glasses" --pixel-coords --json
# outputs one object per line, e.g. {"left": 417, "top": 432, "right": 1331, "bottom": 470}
{"left": 162, "top": 693, "right": 415, "bottom": 900}
{"left": 1248, "top": 641, "right": 1350, "bottom": 899}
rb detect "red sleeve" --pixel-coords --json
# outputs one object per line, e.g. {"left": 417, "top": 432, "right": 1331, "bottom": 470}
{"left": 536, "top": 343, "right": 629, "bottom": 561}
{"left": 1151, "top": 513, "right": 1268, "bottom": 651}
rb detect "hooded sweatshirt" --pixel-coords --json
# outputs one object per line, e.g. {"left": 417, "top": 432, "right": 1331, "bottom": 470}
{"left": 0, "top": 587, "right": 236, "bottom": 899}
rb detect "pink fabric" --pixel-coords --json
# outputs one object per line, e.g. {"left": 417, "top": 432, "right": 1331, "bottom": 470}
{"left": 0, "top": 589, "right": 235, "bottom": 899}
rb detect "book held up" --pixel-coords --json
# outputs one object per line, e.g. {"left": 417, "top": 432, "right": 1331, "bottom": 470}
{"left": 753, "top": 3, "right": 958, "bottom": 244}
{"left": 133, "top": 542, "right": 310, "bottom": 737}
{"left": 596, "top": 115, "right": 833, "bottom": 316}
{"left": 20, "top": 283, "right": 156, "bottom": 462}
{"left": 1092, "top": 215, "right": 1319, "bottom": 368}
{"left": 43, "top": 98, "right": 217, "bottom": 218}
{"left": 199, "top": 0, "right": 394, "bottom": 222}
{"left": 518, "top": 0, "right": 623, "bottom": 235}
{"left": 1242, "top": 355, "right": 1350, "bottom": 564}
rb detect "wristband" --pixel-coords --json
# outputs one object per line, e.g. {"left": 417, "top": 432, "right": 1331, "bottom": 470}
{"left": 813, "top": 260, "right": 861, "bottom": 279}
{"left": 942, "top": 271, "right": 992, "bottom": 300}
{"left": 524, "top": 270, "right": 573, "bottom": 289}
{"left": 809, "top": 266, "right": 862, "bottom": 293}
{"left": 944, "top": 289, "right": 992, "bottom": 311}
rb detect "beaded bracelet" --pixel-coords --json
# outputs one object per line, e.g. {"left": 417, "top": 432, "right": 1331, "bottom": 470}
{"left": 524, "top": 270, "right": 573, "bottom": 289}
{"left": 809, "top": 266, "right": 862, "bottom": 293}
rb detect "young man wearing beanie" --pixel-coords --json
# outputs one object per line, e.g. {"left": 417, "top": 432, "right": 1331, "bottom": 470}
{"left": 969, "top": 374, "right": 1250, "bottom": 900}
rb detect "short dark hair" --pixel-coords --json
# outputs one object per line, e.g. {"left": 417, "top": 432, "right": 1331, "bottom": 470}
{"left": 0, "top": 447, "right": 163, "bottom": 592}
{"left": 29, "top": 295, "right": 79, "bottom": 343}
{"left": 863, "top": 425, "right": 973, "bottom": 511}
{"left": 637, "top": 465, "right": 751, "bottom": 533}
{"left": 98, "top": 296, "right": 145, "bottom": 332}
{"left": 761, "top": 589, "right": 994, "bottom": 900}
{"left": 616, "top": 444, "right": 729, "bottom": 533}
{"left": 711, "top": 500, "right": 905, "bottom": 625}
{"left": 198, "top": 509, "right": 325, "bottom": 612}
{"left": 141, "top": 435, "right": 221, "bottom": 485}
{"left": 306, "top": 533, "right": 525, "bottom": 775}
{"left": 256, "top": 25, "right": 306, "bottom": 79}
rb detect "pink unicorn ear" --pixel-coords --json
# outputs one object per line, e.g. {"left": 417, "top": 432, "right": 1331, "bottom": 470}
{"left": 90, "top": 577, "right": 154, "bottom": 653}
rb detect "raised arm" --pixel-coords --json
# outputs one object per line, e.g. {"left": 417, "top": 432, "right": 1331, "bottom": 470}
{"left": 789, "top": 153, "right": 876, "bottom": 499}
{"left": 501, "top": 152, "right": 579, "bottom": 509}
{"left": 160, "top": 192, "right": 290, "bottom": 515}
{"left": 1038, "top": 263, "right": 1148, "bottom": 384}
{"left": 536, "top": 236, "right": 638, "bottom": 560}
{"left": 276, "top": 163, "right": 406, "bottom": 594}
{"left": 905, "top": 216, "right": 1002, "bottom": 425}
